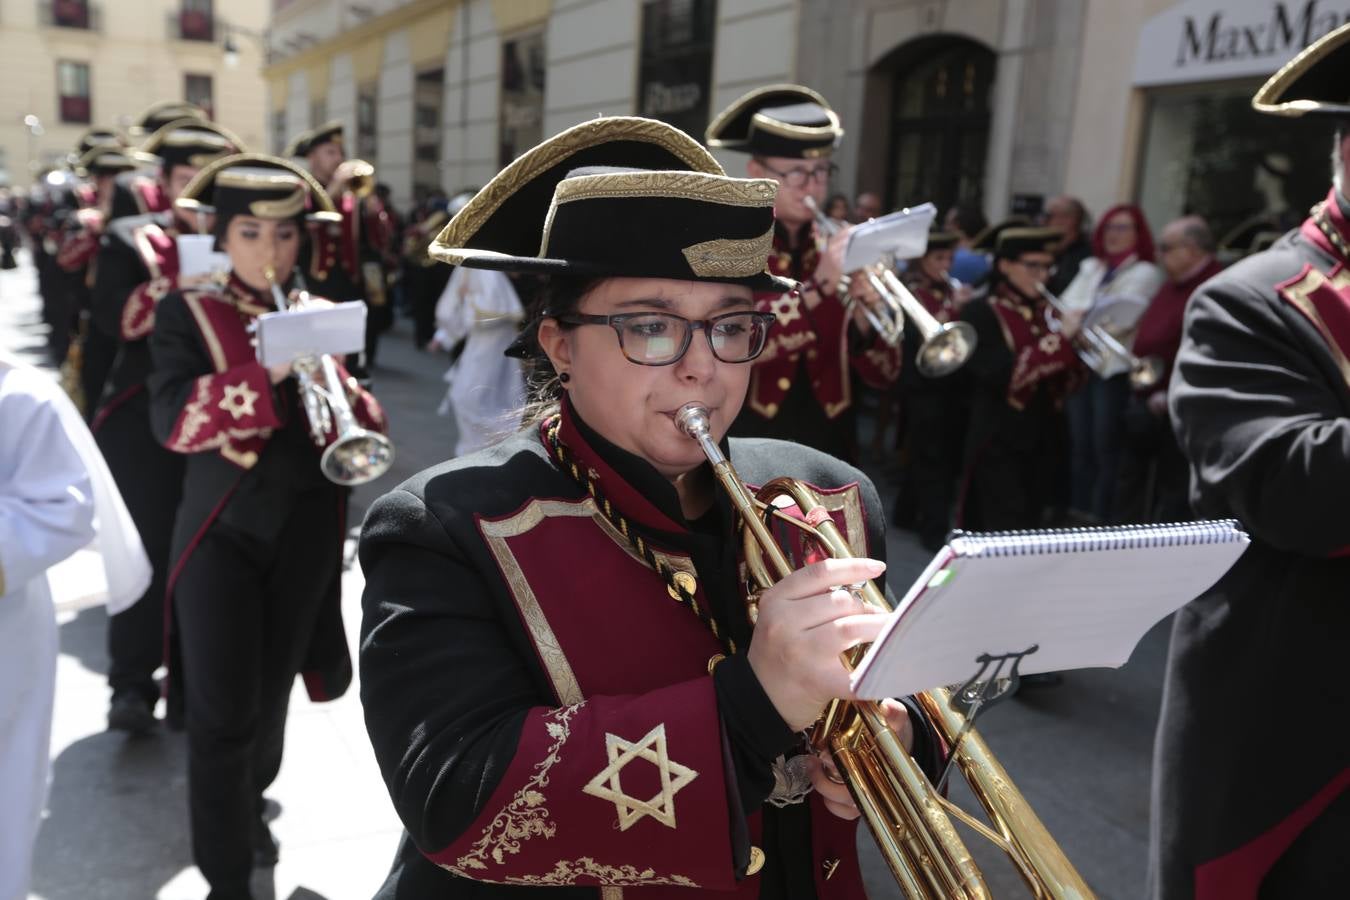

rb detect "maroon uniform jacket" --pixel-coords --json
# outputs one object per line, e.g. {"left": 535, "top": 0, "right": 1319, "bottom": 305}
{"left": 147, "top": 275, "right": 386, "bottom": 700}
{"left": 737, "top": 223, "right": 900, "bottom": 453}
{"left": 359, "top": 396, "right": 943, "bottom": 898}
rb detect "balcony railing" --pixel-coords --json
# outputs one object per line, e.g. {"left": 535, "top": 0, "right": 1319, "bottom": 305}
{"left": 39, "top": 0, "right": 102, "bottom": 31}
{"left": 167, "top": 9, "right": 216, "bottom": 41}
{"left": 60, "top": 95, "right": 91, "bottom": 124}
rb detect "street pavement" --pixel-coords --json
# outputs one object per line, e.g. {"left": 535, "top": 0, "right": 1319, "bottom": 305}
{"left": 3, "top": 250, "right": 1168, "bottom": 899}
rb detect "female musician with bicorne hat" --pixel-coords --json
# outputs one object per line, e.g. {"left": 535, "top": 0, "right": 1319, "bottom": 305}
{"left": 146, "top": 153, "right": 386, "bottom": 900}
{"left": 357, "top": 116, "right": 943, "bottom": 898}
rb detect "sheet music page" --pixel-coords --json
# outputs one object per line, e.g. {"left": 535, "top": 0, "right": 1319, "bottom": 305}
{"left": 842, "top": 203, "right": 937, "bottom": 272}
{"left": 255, "top": 303, "right": 367, "bottom": 366}
{"left": 851, "top": 528, "right": 1248, "bottom": 699}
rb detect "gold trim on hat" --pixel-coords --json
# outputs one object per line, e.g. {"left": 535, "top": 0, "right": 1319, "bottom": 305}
{"left": 1252, "top": 22, "right": 1350, "bottom": 116}
{"left": 176, "top": 152, "right": 337, "bottom": 214}
{"left": 705, "top": 83, "right": 832, "bottom": 147}
{"left": 216, "top": 168, "right": 306, "bottom": 190}
{"left": 748, "top": 107, "right": 843, "bottom": 142}
{"left": 681, "top": 229, "right": 775, "bottom": 278}
{"left": 248, "top": 190, "right": 306, "bottom": 218}
{"left": 430, "top": 116, "right": 724, "bottom": 265}
{"left": 539, "top": 172, "right": 776, "bottom": 257}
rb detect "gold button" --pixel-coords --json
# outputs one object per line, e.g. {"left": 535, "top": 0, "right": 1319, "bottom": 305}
{"left": 747, "top": 845, "right": 765, "bottom": 876}
{"left": 822, "top": 857, "right": 840, "bottom": 880}
{"left": 776, "top": 377, "right": 791, "bottom": 390}
{"left": 707, "top": 653, "right": 726, "bottom": 675}
{"left": 807, "top": 349, "right": 818, "bottom": 359}
{"left": 666, "top": 570, "right": 697, "bottom": 600}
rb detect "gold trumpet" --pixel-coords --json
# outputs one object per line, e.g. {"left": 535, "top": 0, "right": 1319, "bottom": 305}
{"left": 1038, "top": 285, "right": 1164, "bottom": 390}
{"left": 262, "top": 265, "right": 394, "bottom": 485}
{"left": 676, "top": 402, "right": 1093, "bottom": 899}
{"left": 333, "top": 158, "right": 375, "bottom": 199}
{"left": 804, "top": 196, "right": 976, "bottom": 376}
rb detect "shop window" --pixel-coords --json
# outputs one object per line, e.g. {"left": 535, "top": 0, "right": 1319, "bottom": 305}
{"left": 185, "top": 73, "right": 214, "bottom": 120}
{"left": 58, "top": 61, "right": 91, "bottom": 124}
{"left": 500, "top": 29, "right": 546, "bottom": 167}
{"left": 413, "top": 68, "right": 444, "bottom": 202}
{"left": 881, "top": 36, "right": 995, "bottom": 215}
{"left": 357, "top": 82, "right": 378, "bottom": 161}
{"left": 1137, "top": 81, "right": 1332, "bottom": 257}
{"left": 636, "top": 0, "right": 716, "bottom": 140}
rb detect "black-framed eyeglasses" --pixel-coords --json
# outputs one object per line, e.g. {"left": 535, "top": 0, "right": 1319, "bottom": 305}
{"left": 755, "top": 158, "right": 838, "bottom": 188}
{"left": 1013, "top": 259, "right": 1055, "bottom": 275}
{"left": 556, "top": 311, "right": 777, "bottom": 366}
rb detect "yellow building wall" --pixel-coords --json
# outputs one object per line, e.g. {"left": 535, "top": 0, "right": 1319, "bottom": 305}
{"left": 0, "top": 0, "right": 270, "bottom": 186}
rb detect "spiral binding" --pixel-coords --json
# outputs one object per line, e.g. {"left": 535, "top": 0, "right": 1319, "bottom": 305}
{"left": 947, "top": 519, "right": 1247, "bottom": 558}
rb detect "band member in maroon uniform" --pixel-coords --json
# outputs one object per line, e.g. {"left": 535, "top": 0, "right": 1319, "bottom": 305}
{"left": 90, "top": 119, "right": 241, "bottom": 733}
{"left": 358, "top": 116, "right": 941, "bottom": 898}
{"left": 148, "top": 155, "right": 386, "bottom": 899}
{"left": 285, "top": 121, "right": 394, "bottom": 372}
{"left": 1151, "top": 25, "right": 1350, "bottom": 898}
{"left": 109, "top": 101, "right": 211, "bottom": 221}
{"left": 895, "top": 231, "right": 968, "bottom": 547}
{"left": 706, "top": 85, "right": 899, "bottom": 462}
{"left": 957, "top": 227, "right": 1085, "bottom": 531}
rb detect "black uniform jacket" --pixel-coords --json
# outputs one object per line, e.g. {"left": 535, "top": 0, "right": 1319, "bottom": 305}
{"left": 359, "top": 396, "right": 942, "bottom": 899}
{"left": 1156, "top": 192, "right": 1350, "bottom": 899}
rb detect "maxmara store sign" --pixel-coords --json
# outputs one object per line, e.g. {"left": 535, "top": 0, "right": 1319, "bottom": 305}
{"left": 1134, "top": 0, "right": 1350, "bottom": 86}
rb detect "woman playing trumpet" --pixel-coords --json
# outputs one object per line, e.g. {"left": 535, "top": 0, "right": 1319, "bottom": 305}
{"left": 358, "top": 117, "right": 942, "bottom": 898}
{"left": 148, "top": 154, "right": 386, "bottom": 900}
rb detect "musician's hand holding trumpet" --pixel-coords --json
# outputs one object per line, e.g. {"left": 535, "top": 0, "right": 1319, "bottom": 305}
{"left": 745, "top": 555, "right": 916, "bottom": 821}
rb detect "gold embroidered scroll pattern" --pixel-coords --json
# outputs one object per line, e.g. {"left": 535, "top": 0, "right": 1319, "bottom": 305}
{"left": 681, "top": 229, "right": 774, "bottom": 278}
{"left": 582, "top": 723, "right": 698, "bottom": 831}
{"left": 449, "top": 702, "right": 585, "bottom": 876}
{"left": 505, "top": 858, "right": 697, "bottom": 887}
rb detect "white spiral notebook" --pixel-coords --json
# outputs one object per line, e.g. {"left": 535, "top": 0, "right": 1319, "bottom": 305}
{"left": 851, "top": 520, "right": 1250, "bottom": 700}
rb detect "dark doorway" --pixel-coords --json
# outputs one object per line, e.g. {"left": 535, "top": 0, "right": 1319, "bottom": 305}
{"left": 880, "top": 36, "right": 995, "bottom": 216}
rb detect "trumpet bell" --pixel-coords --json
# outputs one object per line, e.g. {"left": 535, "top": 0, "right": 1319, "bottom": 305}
{"left": 916, "top": 320, "right": 978, "bottom": 378}
{"left": 320, "top": 429, "right": 395, "bottom": 485}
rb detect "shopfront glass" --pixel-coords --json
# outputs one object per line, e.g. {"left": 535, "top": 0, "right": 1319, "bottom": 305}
{"left": 1138, "top": 79, "right": 1332, "bottom": 257}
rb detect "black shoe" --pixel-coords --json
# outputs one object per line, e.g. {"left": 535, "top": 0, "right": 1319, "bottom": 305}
{"left": 252, "top": 816, "right": 279, "bottom": 868}
{"left": 107, "top": 693, "right": 156, "bottom": 735}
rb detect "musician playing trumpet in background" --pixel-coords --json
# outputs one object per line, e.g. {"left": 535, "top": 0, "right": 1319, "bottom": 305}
{"left": 706, "top": 85, "right": 900, "bottom": 464}
{"left": 286, "top": 121, "right": 396, "bottom": 375}
{"left": 147, "top": 155, "right": 386, "bottom": 900}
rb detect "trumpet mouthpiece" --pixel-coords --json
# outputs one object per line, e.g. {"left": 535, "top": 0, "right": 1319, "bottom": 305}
{"left": 674, "top": 403, "right": 711, "bottom": 438}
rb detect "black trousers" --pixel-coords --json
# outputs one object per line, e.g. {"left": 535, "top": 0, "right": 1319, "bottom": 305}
{"left": 897, "top": 389, "right": 965, "bottom": 548}
{"left": 96, "top": 395, "right": 185, "bottom": 704}
{"left": 173, "top": 488, "right": 338, "bottom": 895}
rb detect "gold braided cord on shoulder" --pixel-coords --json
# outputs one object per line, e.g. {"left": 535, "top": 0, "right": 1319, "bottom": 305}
{"left": 1252, "top": 21, "right": 1350, "bottom": 116}
{"left": 705, "top": 82, "right": 833, "bottom": 147}
{"left": 429, "top": 116, "right": 724, "bottom": 264}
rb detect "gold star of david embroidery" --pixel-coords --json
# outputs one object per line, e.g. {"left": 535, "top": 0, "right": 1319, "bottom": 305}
{"left": 582, "top": 724, "right": 698, "bottom": 831}
{"left": 219, "top": 381, "right": 260, "bottom": 420}
{"left": 769, "top": 294, "right": 801, "bottom": 326}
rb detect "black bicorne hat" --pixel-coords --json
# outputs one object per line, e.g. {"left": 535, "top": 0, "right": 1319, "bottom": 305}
{"left": 75, "top": 145, "right": 138, "bottom": 177}
{"left": 994, "top": 226, "right": 1061, "bottom": 260}
{"left": 970, "top": 216, "right": 1033, "bottom": 254}
{"left": 284, "top": 120, "right": 345, "bottom": 158}
{"left": 705, "top": 84, "right": 843, "bottom": 159}
{"left": 141, "top": 119, "right": 244, "bottom": 171}
{"left": 1252, "top": 22, "right": 1350, "bottom": 117}
{"left": 430, "top": 116, "right": 794, "bottom": 294}
{"left": 72, "top": 127, "right": 122, "bottom": 160}
{"left": 129, "top": 101, "right": 208, "bottom": 138}
{"left": 175, "top": 153, "right": 341, "bottom": 224}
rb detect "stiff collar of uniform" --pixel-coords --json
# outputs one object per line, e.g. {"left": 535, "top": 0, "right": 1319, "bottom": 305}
{"left": 550, "top": 393, "right": 733, "bottom": 539}
{"left": 224, "top": 271, "right": 277, "bottom": 317}
{"left": 1304, "top": 187, "right": 1350, "bottom": 263}
{"left": 993, "top": 280, "right": 1039, "bottom": 318}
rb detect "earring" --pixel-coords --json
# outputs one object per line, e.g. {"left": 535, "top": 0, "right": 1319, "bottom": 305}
{"left": 559, "top": 372, "right": 571, "bottom": 383}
